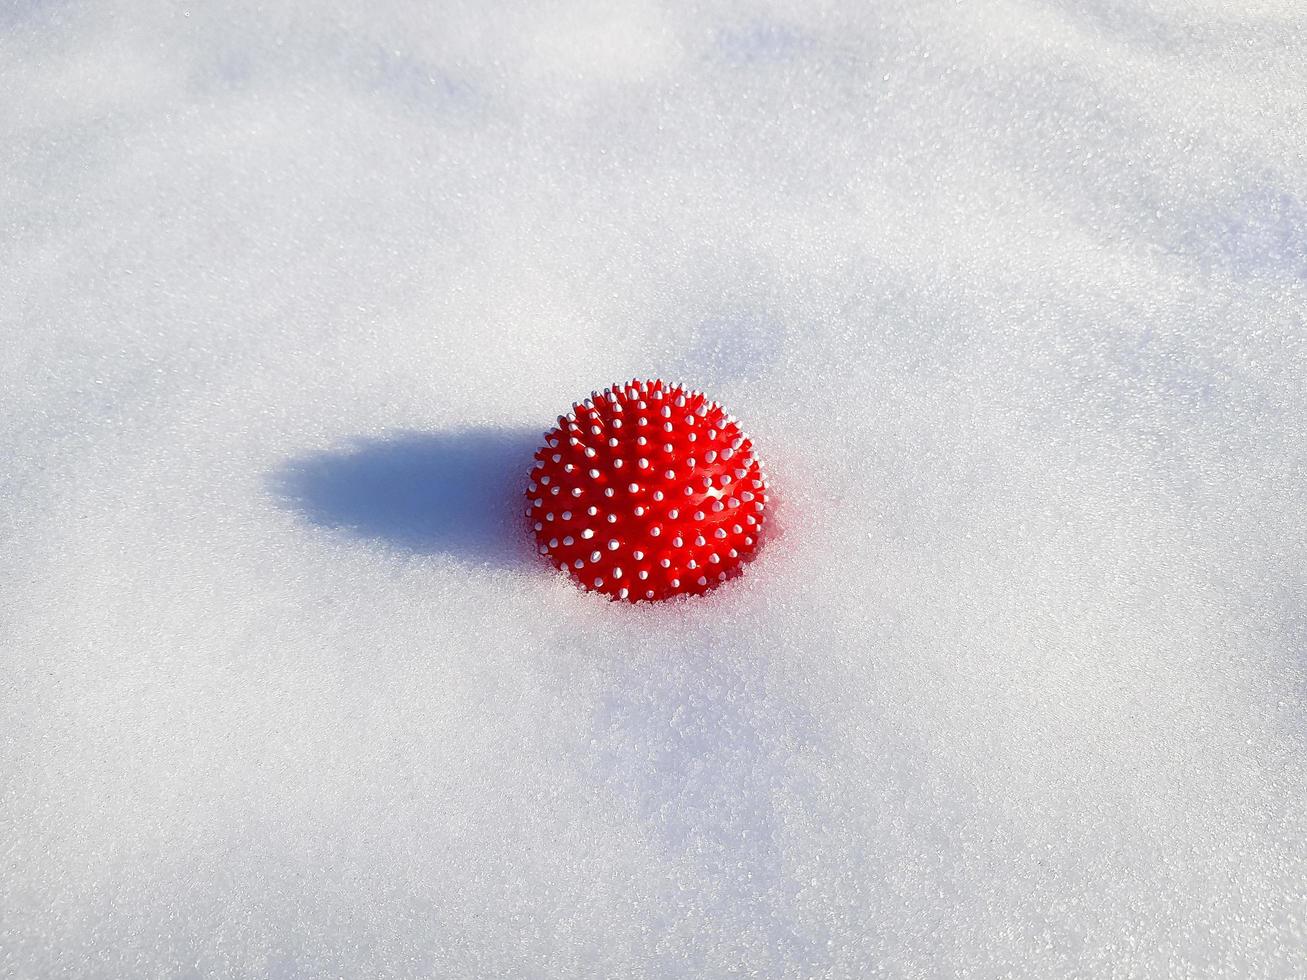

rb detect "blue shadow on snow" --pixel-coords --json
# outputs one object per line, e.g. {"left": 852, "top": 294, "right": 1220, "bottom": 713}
{"left": 271, "top": 427, "right": 539, "bottom": 566}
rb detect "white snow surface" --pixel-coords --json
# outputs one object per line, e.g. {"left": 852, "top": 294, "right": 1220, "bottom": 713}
{"left": 3, "top": 0, "right": 1307, "bottom": 976}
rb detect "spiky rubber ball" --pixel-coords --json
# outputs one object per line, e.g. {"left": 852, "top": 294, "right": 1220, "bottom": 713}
{"left": 526, "top": 379, "right": 768, "bottom": 602}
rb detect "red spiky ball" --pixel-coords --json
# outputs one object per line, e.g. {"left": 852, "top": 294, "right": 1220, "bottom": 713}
{"left": 526, "top": 379, "right": 768, "bottom": 602}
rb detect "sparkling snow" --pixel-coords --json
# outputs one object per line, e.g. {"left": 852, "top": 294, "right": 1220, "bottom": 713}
{"left": 3, "top": 0, "right": 1306, "bottom": 976}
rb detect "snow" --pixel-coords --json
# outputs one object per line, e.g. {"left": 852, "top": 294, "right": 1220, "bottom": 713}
{"left": 3, "top": 0, "right": 1306, "bottom": 976}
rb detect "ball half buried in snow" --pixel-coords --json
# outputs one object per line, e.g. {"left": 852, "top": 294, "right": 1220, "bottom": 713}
{"left": 526, "top": 379, "right": 768, "bottom": 602}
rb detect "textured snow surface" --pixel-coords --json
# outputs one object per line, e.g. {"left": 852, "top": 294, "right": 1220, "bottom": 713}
{"left": 3, "top": 1, "right": 1306, "bottom": 976}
